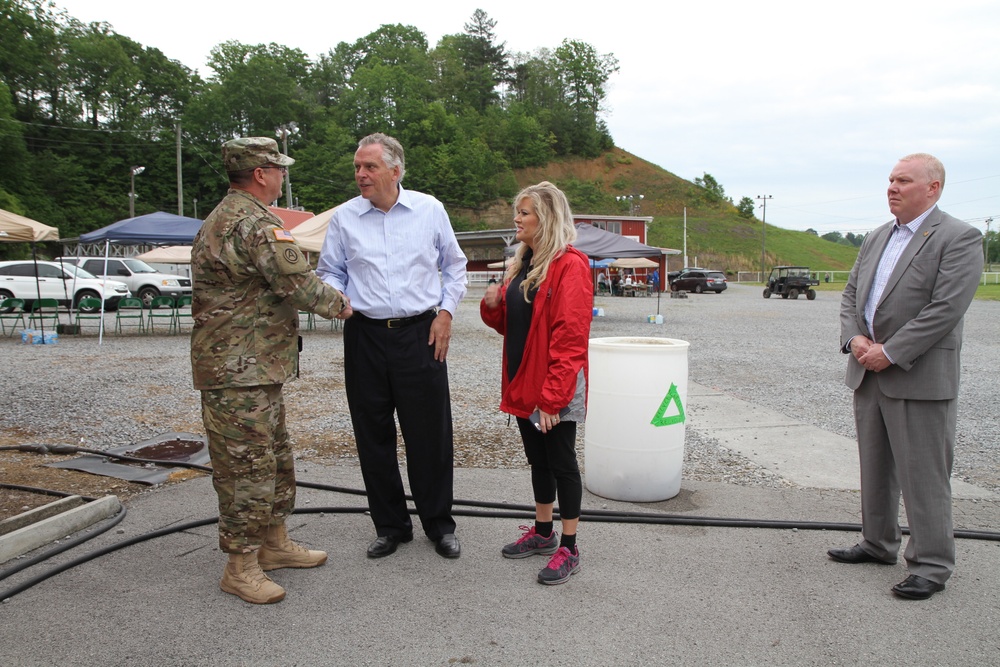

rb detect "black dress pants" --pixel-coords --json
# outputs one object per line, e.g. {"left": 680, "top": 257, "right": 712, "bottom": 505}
{"left": 344, "top": 316, "right": 456, "bottom": 541}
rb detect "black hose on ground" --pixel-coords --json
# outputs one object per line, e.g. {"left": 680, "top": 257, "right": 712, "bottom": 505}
{"left": 0, "top": 483, "right": 95, "bottom": 502}
{"left": 3, "top": 447, "right": 1000, "bottom": 601}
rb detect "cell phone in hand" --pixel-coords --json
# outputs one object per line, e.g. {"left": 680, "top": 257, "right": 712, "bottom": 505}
{"left": 529, "top": 407, "right": 570, "bottom": 431}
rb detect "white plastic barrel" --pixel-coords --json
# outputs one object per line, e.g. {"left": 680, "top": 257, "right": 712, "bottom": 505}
{"left": 584, "top": 337, "right": 689, "bottom": 502}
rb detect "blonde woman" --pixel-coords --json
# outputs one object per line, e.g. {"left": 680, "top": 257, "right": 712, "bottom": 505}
{"left": 480, "top": 182, "right": 593, "bottom": 585}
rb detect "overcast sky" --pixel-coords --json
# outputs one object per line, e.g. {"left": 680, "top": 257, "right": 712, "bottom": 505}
{"left": 53, "top": 0, "right": 1000, "bottom": 236}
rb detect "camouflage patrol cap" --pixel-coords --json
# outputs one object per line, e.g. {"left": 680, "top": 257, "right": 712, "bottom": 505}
{"left": 222, "top": 137, "right": 295, "bottom": 172}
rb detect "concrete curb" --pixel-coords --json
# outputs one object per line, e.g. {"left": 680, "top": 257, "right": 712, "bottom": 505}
{"left": 0, "top": 495, "right": 121, "bottom": 564}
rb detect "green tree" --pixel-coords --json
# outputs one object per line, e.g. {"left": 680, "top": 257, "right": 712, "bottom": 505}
{"left": 985, "top": 230, "right": 998, "bottom": 264}
{"left": 199, "top": 41, "right": 312, "bottom": 137}
{"left": 694, "top": 173, "right": 726, "bottom": 203}
{"left": 0, "top": 0, "right": 67, "bottom": 121}
{"left": 552, "top": 39, "right": 618, "bottom": 157}
{"left": 329, "top": 25, "right": 435, "bottom": 137}
{"left": 736, "top": 196, "right": 755, "bottom": 219}
{"left": 458, "top": 9, "right": 509, "bottom": 111}
{"left": 63, "top": 21, "right": 140, "bottom": 128}
{"left": 339, "top": 61, "right": 432, "bottom": 138}
{"left": 494, "top": 103, "right": 553, "bottom": 168}
{"left": 287, "top": 117, "right": 357, "bottom": 212}
{"left": 554, "top": 39, "right": 618, "bottom": 116}
{"left": 821, "top": 231, "right": 844, "bottom": 244}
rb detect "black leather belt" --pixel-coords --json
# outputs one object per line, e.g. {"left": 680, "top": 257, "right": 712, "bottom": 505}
{"left": 352, "top": 309, "right": 437, "bottom": 329}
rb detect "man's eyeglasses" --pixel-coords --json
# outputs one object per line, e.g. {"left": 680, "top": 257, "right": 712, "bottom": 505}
{"left": 259, "top": 165, "right": 288, "bottom": 175}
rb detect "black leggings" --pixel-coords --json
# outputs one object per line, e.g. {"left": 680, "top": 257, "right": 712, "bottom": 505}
{"left": 515, "top": 417, "right": 582, "bottom": 520}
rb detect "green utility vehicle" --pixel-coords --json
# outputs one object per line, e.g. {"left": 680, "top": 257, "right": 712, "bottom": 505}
{"left": 763, "top": 266, "right": 819, "bottom": 300}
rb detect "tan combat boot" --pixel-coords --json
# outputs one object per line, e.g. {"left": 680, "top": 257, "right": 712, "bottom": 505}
{"left": 220, "top": 551, "right": 286, "bottom": 604}
{"left": 258, "top": 523, "right": 328, "bottom": 571}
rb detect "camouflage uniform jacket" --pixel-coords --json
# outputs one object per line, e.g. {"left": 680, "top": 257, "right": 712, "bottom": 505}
{"left": 190, "top": 189, "right": 346, "bottom": 390}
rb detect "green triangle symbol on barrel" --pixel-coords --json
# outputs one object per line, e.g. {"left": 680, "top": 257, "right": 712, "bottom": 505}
{"left": 650, "top": 383, "right": 685, "bottom": 427}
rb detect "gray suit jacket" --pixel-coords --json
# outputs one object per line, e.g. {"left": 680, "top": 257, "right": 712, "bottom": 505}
{"left": 840, "top": 206, "right": 982, "bottom": 400}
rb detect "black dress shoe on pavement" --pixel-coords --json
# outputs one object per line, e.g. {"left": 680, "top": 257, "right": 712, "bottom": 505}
{"left": 434, "top": 534, "right": 461, "bottom": 559}
{"left": 827, "top": 544, "right": 895, "bottom": 565}
{"left": 366, "top": 533, "right": 413, "bottom": 559}
{"left": 892, "top": 575, "right": 945, "bottom": 600}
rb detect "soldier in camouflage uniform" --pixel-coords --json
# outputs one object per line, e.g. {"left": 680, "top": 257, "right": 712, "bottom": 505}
{"left": 190, "top": 137, "right": 348, "bottom": 605}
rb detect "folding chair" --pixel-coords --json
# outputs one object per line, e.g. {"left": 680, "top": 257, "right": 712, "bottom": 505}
{"left": 114, "top": 297, "right": 146, "bottom": 334}
{"left": 74, "top": 298, "right": 105, "bottom": 335}
{"left": 174, "top": 295, "right": 193, "bottom": 331}
{"left": 0, "top": 298, "right": 27, "bottom": 337}
{"left": 146, "top": 295, "right": 177, "bottom": 334}
{"left": 27, "top": 298, "right": 60, "bottom": 330}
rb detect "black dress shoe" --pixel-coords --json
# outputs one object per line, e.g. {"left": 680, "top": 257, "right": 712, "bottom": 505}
{"left": 434, "top": 533, "right": 461, "bottom": 559}
{"left": 827, "top": 544, "right": 895, "bottom": 565}
{"left": 366, "top": 533, "right": 413, "bottom": 559}
{"left": 892, "top": 574, "right": 945, "bottom": 600}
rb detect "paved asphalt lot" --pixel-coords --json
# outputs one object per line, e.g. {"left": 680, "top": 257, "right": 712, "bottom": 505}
{"left": 1, "top": 285, "right": 998, "bottom": 666}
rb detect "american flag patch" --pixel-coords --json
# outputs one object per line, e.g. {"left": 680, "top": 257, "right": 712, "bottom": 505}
{"left": 272, "top": 228, "right": 296, "bottom": 242}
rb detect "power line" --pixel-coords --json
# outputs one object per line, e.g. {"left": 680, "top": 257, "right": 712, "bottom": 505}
{"left": 0, "top": 117, "right": 164, "bottom": 135}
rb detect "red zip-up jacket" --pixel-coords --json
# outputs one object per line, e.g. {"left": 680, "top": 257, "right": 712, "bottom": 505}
{"left": 480, "top": 245, "right": 593, "bottom": 419}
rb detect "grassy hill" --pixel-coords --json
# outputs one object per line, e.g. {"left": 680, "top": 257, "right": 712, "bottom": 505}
{"left": 456, "top": 147, "right": 860, "bottom": 275}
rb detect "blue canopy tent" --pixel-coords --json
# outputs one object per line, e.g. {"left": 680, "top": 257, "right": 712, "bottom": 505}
{"left": 79, "top": 212, "right": 203, "bottom": 245}
{"left": 76, "top": 212, "right": 204, "bottom": 343}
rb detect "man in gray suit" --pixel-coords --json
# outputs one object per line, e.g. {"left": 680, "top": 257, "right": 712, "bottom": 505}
{"left": 829, "top": 153, "right": 983, "bottom": 600}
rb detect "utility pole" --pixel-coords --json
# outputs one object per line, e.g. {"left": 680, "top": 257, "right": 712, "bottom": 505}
{"left": 757, "top": 195, "right": 772, "bottom": 282}
{"left": 175, "top": 122, "right": 183, "bottom": 216}
{"left": 683, "top": 207, "right": 688, "bottom": 267}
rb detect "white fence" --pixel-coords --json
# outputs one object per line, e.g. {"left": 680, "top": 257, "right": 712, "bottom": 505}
{"left": 735, "top": 271, "right": 1000, "bottom": 285}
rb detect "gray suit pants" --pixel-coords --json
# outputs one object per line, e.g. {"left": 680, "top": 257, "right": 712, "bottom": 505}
{"left": 854, "top": 371, "right": 956, "bottom": 583}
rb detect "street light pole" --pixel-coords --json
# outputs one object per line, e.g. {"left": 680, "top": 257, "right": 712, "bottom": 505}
{"left": 275, "top": 122, "right": 298, "bottom": 208}
{"left": 616, "top": 194, "right": 644, "bottom": 216}
{"left": 129, "top": 165, "right": 145, "bottom": 218}
{"left": 757, "top": 195, "right": 772, "bottom": 282}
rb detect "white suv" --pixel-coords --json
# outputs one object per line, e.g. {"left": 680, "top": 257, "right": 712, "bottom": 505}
{"left": 56, "top": 257, "right": 191, "bottom": 307}
{"left": 0, "top": 260, "right": 131, "bottom": 312}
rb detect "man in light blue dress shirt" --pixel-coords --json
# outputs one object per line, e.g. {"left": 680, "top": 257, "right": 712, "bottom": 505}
{"left": 318, "top": 133, "right": 467, "bottom": 560}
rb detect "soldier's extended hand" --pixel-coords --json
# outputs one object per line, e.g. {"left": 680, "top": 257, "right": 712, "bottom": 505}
{"left": 336, "top": 293, "right": 353, "bottom": 320}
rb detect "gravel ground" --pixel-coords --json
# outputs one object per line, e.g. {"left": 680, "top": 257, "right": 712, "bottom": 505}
{"left": 1, "top": 283, "right": 997, "bottom": 494}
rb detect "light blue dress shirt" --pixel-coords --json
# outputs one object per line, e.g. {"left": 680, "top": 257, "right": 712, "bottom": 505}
{"left": 316, "top": 186, "right": 468, "bottom": 319}
{"left": 861, "top": 204, "right": 935, "bottom": 364}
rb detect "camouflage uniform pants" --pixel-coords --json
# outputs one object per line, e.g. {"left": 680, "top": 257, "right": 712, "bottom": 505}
{"left": 200, "top": 384, "right": 296, "bottom": 553}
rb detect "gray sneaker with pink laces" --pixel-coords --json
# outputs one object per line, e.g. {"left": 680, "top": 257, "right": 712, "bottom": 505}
{"left": 537, "top": 546, "right": 581, "bottom": 585}
{"left": 501, "top": 525, "right": 559, "bottom": 559}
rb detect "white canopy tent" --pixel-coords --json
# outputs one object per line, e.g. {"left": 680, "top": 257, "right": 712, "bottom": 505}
{"left": 0, "top": 209, "right": 61, "bottom": 343}
{"left": 0, "top": 208, "right": 59, "bottom": 243}
{"left": 291, "top": 205, "right": 338, "bottom": 253}
{"left": 611, "top": 257, "right": 659, "bottom": 269}
{"left": 135, "top": 245, "right": 193, "bottom": 264}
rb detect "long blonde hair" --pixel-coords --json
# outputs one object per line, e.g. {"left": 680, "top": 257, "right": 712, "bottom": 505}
{"left": 505, "top": 181, "right": 577, "bottom": 301}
